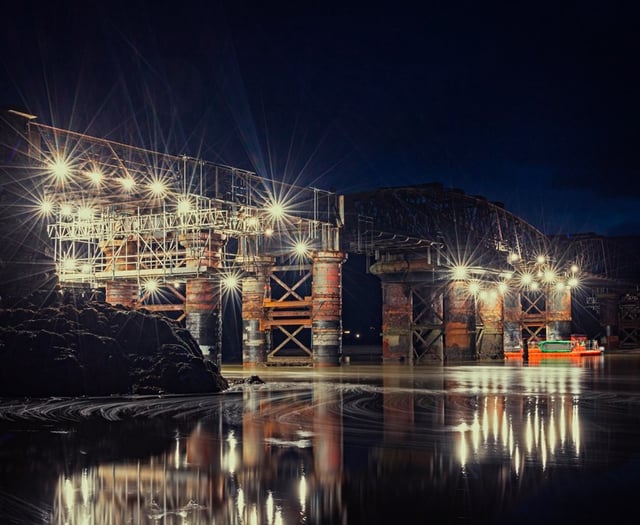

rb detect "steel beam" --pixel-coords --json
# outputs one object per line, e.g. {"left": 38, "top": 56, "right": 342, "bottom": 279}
{"left": 411, "top": 284, "right": 444, "bottom": 362}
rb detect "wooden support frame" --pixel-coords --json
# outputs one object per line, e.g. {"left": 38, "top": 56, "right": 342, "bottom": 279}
{"left": 265, "top": 265, "right": 313, "bottom": 364}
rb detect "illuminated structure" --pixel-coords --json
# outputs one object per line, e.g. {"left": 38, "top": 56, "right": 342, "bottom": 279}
{"left": 3, "top": 111, "right": 639, "bottom": 363}
{"left": 345, "top": 187, "right": 595, "bottom": 362}
{"left": 23, "top": 118, "right": 344, "bottom": 366}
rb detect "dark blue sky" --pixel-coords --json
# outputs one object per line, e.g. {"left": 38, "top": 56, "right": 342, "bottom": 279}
{"left": 2, "top": 0, "right": 639, "bottom": 236}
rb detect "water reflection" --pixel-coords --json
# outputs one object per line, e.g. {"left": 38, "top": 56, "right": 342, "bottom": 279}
{"left": 2, "top": 354, "right": 640, "bottom": 524}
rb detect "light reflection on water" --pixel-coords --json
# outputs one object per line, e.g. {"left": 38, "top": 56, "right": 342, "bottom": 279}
{"left": 2, "top": 354, "right": 640, "bottom": 524}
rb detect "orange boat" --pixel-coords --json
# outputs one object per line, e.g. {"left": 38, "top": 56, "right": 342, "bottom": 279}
{"left": 505, "top": 334, "right": 604, "bottom": 360}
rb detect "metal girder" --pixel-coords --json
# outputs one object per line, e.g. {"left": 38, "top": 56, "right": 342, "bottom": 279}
{"left": 25, "top": 121, "right": 342, "bottom": 291}
{"left": 619, "top": 299, "right": 640, "bottom": 348}
{"left": 521, "top": 290, "right": 546, "bottom": 341}
{"left": 412, "top": 327, "right": 443, "bottom": 362}
{"left": 410, "top": 285, "right": 444, "bottom": 363}
{"left": 342, "top": 184, "right": 548, "bottom": 268}
{"left": 551, "top": 233, "right": 640, "bottom": 287}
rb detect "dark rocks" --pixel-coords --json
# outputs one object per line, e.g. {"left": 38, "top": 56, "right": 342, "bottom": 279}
{"left": 229, "top": 375, "right": 265, "bottom": 386}
{"left": 0, "top": 298, "right": 228, "bottom": 397}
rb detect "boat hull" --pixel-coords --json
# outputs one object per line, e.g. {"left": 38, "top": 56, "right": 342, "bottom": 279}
{"left": 505, "top": 336, "right": 604, "bottom": 360}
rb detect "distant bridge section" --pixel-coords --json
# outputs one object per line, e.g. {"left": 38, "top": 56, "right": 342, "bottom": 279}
{"left": 342, "top": 183, "right": 548, "bottom": 271}
{"left": 341, "top": 184, "right": 640, "bottom": 358}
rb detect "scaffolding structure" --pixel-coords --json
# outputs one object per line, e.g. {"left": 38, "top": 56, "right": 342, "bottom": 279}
{"left": 29, "top": 123, "right": 341, "bottom": 288}
{"left": 26, "top": 121, "right": 344, "bottom": 364}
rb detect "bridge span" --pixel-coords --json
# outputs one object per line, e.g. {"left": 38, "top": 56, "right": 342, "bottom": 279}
{"left": 2, "top": 111, "right": 639, "bottom": 364}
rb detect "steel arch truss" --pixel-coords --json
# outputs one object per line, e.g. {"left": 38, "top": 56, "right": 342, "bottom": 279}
{"left": 343, "top": 184, "right": 548, "bottom": 268}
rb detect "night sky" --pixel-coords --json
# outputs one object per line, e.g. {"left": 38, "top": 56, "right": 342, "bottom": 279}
{"left": 2, "top": 0, "right": 639, "bottom": 236}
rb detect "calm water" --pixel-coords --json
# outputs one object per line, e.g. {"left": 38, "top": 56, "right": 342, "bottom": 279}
{"left": 1, "top": 354, "right": 640, "bottom": 524}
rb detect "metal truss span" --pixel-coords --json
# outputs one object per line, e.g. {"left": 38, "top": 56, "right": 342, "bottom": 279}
{"left": 25, "top": 121, "right": 343, "bottom": 287}
{"left": 342, "top": 183, "right": 548, "bottom": 268}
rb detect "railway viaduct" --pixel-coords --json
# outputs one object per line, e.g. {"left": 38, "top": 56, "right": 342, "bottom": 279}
{"left": 1, "top": 110, "right": 638, "bottom": 365}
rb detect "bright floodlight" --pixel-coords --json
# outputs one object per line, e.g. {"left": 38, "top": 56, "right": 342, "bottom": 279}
{"left": 50, "top": 158, "right": 71, "bottom": 181}
{"left": 294, "top": 240, "right": 310, "bottom": 257}
{"left": 508, "top": 253, "right": 519, "bottom": 263}
{"left": 149, "top": 180, "right": 167, "bottom": 197}
{"left": 536, "top": 254, "right": 546, "bottom": 264}
{"left": 452, "top": 265, "right": 468, "bottom": 280}
{"left": 87, "top": 169, "right": 103, "bottom": 186}
{"left": 177, "top": 198, "right": 192, "bottom": 214}
{"left": 77, "top": 206, "right": 93, "bottom": 220}
{"left": 143, "top": 279, "right": 160, "bottom": 293}
{"left": 60, "top": 203, "right": 73, "bottom": 216}
{"left": 81, "top": 263, "right": 92, "bottom": 274}
{"left": 530, "top": 281, "right": 540, "bottom": 291}
{"left": 468, "top": 281, "right": 481, "bottom": 295}
{"left": 120, "top": 177, "right": 135, "bottom": 191}
{"left": 62, "top": 258, "right": 76, "bottom": 271}
{"left": 39, "top": 198, "right": 54, "bottom": 215}
{"left": 570, "top": 264, "right": 579, "bottom": 273}
{"left": 556, "top": 281, "right": 566, "bottom": 291}
{"left": 498, "top": 282, "right": 508, "bottom": 294}
{"left": 264, "top": 226, "right": 274, "bottom": 237}
{"left": 267, "top": 201, "right": 286, "bottom": 219}
{"left": 222, "top": 274, "right": 240, "bottom": 291}
{"left": 568, "top": 276, "right": 579, "bottom": 288}
{"left": 542, "top": 269, "right": 556, "bottom": 283}
{"left": 521, "top": 273, "right": 533, "bottom": 285}
{"left": 246, "top": 216, "right": 259, "bottom": 228}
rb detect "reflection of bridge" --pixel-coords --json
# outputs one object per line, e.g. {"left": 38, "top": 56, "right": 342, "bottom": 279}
{"left": 51, "top": 367, "right": 601, "bottom": 524}
{"left": 2, "top": 109, "right": 639, "bottom": 364}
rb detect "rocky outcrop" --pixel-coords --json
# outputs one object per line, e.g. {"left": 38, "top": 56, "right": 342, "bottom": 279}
{"left": 0, "top": 298, "right": 228, "bottom": 397}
